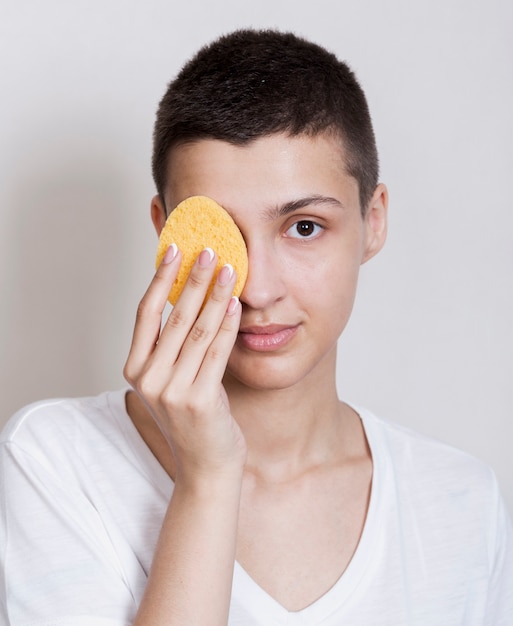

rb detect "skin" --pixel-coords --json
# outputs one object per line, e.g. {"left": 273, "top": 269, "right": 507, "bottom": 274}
{"left": 124, "top": 132, "right": 388, "bottom": 624}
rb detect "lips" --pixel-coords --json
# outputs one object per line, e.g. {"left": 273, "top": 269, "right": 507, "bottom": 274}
{"left": 237, "top": 324, "right": 299, "bottom": 352}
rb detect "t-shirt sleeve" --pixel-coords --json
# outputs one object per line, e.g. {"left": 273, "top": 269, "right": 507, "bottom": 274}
{"left": 484, "top": 476, "right": 513, "bottom": 625}
{"left": 0, "top": 441, "right": 136, "bottom": 626}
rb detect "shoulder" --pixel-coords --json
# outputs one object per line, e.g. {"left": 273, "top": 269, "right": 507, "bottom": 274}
{"left": 361, "top": 407, "right": 492, "bottom": 477}
{"left": 0, "top": 390, "right": 130, "bottom": 465}
{"left": 358, "top": 406, "right": 503, "bottom": 517}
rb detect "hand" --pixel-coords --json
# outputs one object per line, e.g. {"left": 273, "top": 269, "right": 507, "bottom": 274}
{"left": 124, "top": 245, "right": 246, "bottom": 483}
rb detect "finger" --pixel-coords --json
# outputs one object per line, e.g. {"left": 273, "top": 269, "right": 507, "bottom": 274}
{"left": 170, "top": 263, "right": 238, "bottom": 386}
{"left": 124, "top": 244, "right": 181, "bottom": 381}
{"left": 193, "top": 296, "right": 241, "bottom": 391}
{"left": 154, "top": 247, "right": 218, "bottom": 365}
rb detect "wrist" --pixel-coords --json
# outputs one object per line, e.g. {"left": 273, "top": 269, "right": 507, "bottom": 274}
{"left": 172, "top": 463, "right": 244, "bottom": 497}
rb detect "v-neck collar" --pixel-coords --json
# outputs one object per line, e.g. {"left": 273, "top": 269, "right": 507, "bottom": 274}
{"left": 230, "top": 404, "right": 388, "bottom": 624}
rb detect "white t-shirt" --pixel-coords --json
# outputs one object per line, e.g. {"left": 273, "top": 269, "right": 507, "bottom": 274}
{"left": 0, "top": 389, "right": 512, "bottom": 626}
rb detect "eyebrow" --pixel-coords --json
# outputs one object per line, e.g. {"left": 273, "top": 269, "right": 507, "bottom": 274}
{"left": 262, "top": 195, "right": 345, "bottom": 221}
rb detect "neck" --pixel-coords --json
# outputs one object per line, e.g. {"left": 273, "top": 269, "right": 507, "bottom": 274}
{"left": 223, "top": 356, "right": 361, "bottom": 482}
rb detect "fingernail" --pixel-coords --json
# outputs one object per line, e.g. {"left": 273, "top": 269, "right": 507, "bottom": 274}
{"left": 217, "top": 263, "right": 234, "bottom": 286}
{"left": 162, "top": 243, "right": 178, "bottom": 264}
{"left": 227, "top": 296, "right": 240, "bottom": 315}
{"left": 198, "top": 247, "right": 215, "bottom": 267}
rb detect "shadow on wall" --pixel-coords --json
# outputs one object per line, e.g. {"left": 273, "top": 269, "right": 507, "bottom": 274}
{"left": 1, "top": 120, "right": 140, "bottom": 422}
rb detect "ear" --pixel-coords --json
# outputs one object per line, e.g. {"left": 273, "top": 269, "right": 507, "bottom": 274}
{"left": 361, "top": 183, "right": 388, "bottom": 264}
{"left": 151, "top": 194, "right": 167, "bottom": 236}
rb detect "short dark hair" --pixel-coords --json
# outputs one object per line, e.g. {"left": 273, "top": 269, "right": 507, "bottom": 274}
{"left": 152, "top": 29, "right": 379, "bottom": 214}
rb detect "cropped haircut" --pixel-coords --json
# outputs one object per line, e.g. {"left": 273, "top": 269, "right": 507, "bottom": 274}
{"left": 152, "top": 29, "right": 379, "bottom": 214}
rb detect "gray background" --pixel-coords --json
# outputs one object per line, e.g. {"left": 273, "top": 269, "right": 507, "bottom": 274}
{"left": 1, "top": 0, "right": 512, "bottom": 514}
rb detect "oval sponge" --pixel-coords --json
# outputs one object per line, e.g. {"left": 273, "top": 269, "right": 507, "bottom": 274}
{"left": 156, "top": 195, "right": 248, "bottom": 306}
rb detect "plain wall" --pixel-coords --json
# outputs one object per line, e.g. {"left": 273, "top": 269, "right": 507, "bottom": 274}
{"left": 1, "top": 0, "right": 512, "bottom": 514}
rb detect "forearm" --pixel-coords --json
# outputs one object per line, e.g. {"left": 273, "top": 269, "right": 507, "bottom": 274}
{"left": 133, "top": 472, "right": 243, "bottom": 626}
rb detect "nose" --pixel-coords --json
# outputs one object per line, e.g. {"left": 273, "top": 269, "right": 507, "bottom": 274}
{"left": 240, "top": 240, "right": 287, "bottom": 310}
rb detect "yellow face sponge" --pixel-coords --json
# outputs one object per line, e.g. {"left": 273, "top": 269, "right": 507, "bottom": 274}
{"left": 156, "top": 195, "right": 248, "bottom": 306}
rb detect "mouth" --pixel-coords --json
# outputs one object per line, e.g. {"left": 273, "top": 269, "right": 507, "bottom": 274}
{"left": 237, "top": 324, "right": 299, "bottom": 352}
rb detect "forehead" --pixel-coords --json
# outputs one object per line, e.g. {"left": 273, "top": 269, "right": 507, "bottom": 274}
{"left": 164, "top": 133, "right": 359, "bottom": 216}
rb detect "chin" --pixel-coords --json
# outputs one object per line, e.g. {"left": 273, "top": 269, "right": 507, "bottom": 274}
{"left": 225, "top": 351, "right": 323, "bottom": 393}
{"left": 228, "top": 373, "right": 299, "bottom": 393}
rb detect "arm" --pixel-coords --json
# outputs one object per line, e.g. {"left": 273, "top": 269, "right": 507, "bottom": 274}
{"left": 124, "top": 245, "right": 245, "bottom": 626}
{"left": 133, "top": 472, "right": 242, "bottom": 625}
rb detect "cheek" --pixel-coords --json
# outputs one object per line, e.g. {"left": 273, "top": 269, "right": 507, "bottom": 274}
{"left": 307, "top": 250, "right": 362, "bottom": 329}
{"left": 287, "top": 243, "right": 361, "bottom": 298}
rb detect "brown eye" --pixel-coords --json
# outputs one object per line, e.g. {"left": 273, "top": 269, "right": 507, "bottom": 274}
{"left": 286, "top": 220, "right": 322, "bottom": 239}
{"left": 297, "top": 221, "right": 315, "bottom": 236}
